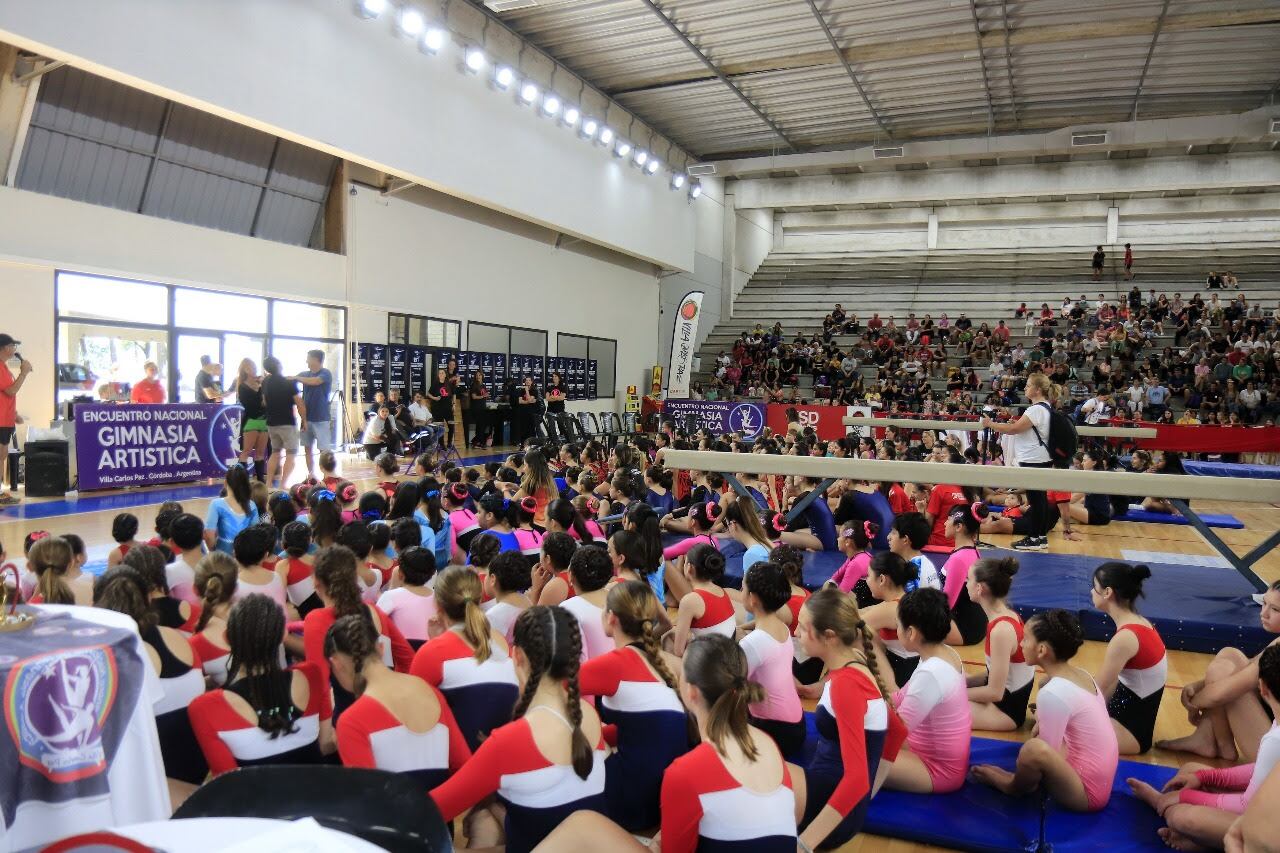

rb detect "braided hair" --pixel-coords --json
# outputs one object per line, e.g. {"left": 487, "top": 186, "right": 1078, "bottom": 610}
{"left": 93, "top": 566, "right": 157, "bottom": 632}
{"left": 123, "top": 544, "right": 169, "bottom": 594}
{"left": 683, "top": 634, "right": 767, "bottom": 760}
{"left": 194, "top": 552, "right": 239, "bottom": 632}
{"left": 1026, "top": 608, "right": 1085, "bottom": 661}
{"left": 225, "top": 594, "right": 298, "bottom": 738}
{"left": 804, "top": 587, "right": 892, "bottom": 702}
{"left": 308, "top": 487, "right": 343, "bottom": 546}
{"left": 313, "top": 545, "right": 364, "bottom": 619}
{"left": 324, "top": 613, "right": 380, "bottom": 697}
{"left": 606, "top": 580, "right": 682, "bottom": 694}
{"left": 281, "top": 521, "right": 312, "bottom": 558}
{"left": 511, "top": 606, "right": 593, "bottom": 779}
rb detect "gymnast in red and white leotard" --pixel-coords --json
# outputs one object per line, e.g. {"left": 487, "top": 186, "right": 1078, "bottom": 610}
{"left": 671, "top": 543, "right": 735, "bottom": 657}
{"left": 1090, "top": 562, "right": 1167, "bottom": 754}
{"left": 430, "top": 606, "right": 608, "bottom": 853}
{"left": 325, "top": 612, "right": 470, "bottom": 790}
{"left": 972, "top": 609, "right": 1119, "bottom": 812}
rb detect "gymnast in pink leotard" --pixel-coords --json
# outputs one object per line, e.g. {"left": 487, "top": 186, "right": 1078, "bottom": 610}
{"left": 1125, "top": 644, "right": 1280, "bottom": 850}
{"left": 882, "top": 588, "right": 971, "bottom": 794}
{"left": 972, "top": 609, "right": 1119, "bottom": 812}
{"left": 827, "top": 521, "right": 877, "bottom": 596}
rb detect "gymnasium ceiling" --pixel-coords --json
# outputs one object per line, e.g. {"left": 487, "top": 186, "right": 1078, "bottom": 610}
{"left": 491, "top": 0, "right": 1280, "bottom": 160}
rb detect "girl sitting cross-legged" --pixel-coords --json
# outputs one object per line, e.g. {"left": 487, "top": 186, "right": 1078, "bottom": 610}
{"left": 971, "top": 609, "right": 1120, "bottom": 812}
{"left": 966, "top": 557, "right": 1034, "bottom": 732}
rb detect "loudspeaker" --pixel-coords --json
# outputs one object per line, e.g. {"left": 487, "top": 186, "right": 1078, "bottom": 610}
{"left": 24, "top": 440, "right": 70, "bottom": 497}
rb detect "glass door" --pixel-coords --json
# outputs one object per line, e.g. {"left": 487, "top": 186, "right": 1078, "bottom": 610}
{"left": 176, "top": 334, "right": 222, "bottom": 404}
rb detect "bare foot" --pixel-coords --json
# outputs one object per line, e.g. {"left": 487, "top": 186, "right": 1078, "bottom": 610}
{"left": 1156, "top": 734, "right": 1227, "bottom": 761}
{"left": 1159, "top": 828, "right": 1210, "bottom": 852}
{"left": 1127, "top": 777, "right": 1164, "bottom": 810}
{"left": 970, "top": 764, "right": 1015, "bottom": 794}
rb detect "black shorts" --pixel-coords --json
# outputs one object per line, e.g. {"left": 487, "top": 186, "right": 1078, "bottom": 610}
{"left": 994, "top": 678, "right": 1034, "bottom": 729}
{"left": 885, "top": 648, "right": 920, "bottom": 689}
{"left": 0, "top": 426, "right": 12, "bottom": 444}
{"left": 1012, "top": 512, "right": 1060, "bottom": 536}
{"left": 1107, "top": 681, "right": 1163, "bottom": 753}
{"left": 1085, "top": 509, "right": 1112, "bottom": 526}
{"left": 750, "top": 714, "right": 808, "bottom": 761}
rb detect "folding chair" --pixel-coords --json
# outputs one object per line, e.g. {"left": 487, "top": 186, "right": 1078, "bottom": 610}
{"left": 598, "top": 411, "right": 622, "bottom": 447}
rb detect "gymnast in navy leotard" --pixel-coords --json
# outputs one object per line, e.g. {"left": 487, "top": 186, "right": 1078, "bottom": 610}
{"left": 580, "top": 580, "right": 693, "bottom": 830}
{"left": 430, "top": 606, "right": 608, "bottom": 853}
{"left": 795, "top": 588, "right": 907, "bottom": 850}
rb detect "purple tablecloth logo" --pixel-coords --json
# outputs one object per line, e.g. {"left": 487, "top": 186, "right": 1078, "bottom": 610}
{"left": 5, "top": 645, "right": 118, "bottom": 783}
{"left": 74, "top": 402, "right": 244, "bottom": 491}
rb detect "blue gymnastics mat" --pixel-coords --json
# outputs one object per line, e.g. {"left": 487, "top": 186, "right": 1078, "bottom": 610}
{"left": 1004, "top": 550, "right": 1270, "bottom": 654}
{"left": 1184, "top": 460, "right": 1280, "bottom": 479}
{"left": 862, "top": 736, "right": 1177, "bottom": 853}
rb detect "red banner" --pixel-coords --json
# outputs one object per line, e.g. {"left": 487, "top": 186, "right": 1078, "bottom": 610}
{"left": 765, "top": 404, "right": 871, "bottom": 441}
{"left": 1124, "top": 422, "right": 1280, "bottom": 454}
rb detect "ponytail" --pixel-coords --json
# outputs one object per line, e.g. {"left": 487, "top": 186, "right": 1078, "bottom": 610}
{"left": 806, "top": 587, "right": 892, "bottom": 702}
{"left": 683, "top": 634, "right": 765, "bottom": 761}
{"left": 28, "top": 537, "right": 74, "bottom": 605}
{"left": 194, "top": 551, "right": 239, "bottom": 632}
{"left": 434, "top": 566, "right": 493, "bottom": 663}
{"left": 548, "top": 498, "right": 591, "bottom": 542}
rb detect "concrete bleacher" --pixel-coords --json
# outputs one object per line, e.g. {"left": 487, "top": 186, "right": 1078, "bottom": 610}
{"left": 692, "top": 247, "right": 1280, "bottom": 396}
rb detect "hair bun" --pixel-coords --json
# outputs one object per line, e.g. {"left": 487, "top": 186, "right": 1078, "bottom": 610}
{"left": 521, "top": 496, "right": 537, "bottom": 512}
{"left": 999, "top": 557, "right": 1019, "bottom": 577}
{"left": 449, "top": 483, "right": 469, "bottom": 500}
{"left": 1133, "top": 564, "right": 1152, "bottom": 581}
{"left": 340, "top": 484, "right": 358, "bottom": 502}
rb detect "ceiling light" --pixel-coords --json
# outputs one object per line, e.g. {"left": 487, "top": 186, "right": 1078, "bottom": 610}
{"left": 519, "top": 82, "right": 539, "bottom": 104}
{"left": 689, "top": 182, "right": 703, "bottom": 199}
{"left": 357, "top": 0, "right": 387, "bottom": 19}
{"left": 562, "top": 106, "right": 580, "bottom": 127}
{"left": 646, "top": 159, "right": 661, "bottom": 174}
{"left": 421, "top": 27, "right": 446, "bottom": 53}
{"left": 542, "top": 95, "right": 561, "bottom": 116}
{"left": 671, "top": 173, "right": 686, "bottom": 189}
{"left": 614, "top": 139, "right": 632, "bottom": 158}
{"left": 397, "top": 7, "right": 425, "bottom": 36}
{"left": 580, "top": 118, "right": 599, "bottom": 139}
{"left": 464, "top": 47, "right": 486, "bottom": 73}
{"left": 494, "top": 66, "right": 515, "bottom": 89}
{"left": 598, "top": 126, "right": 614, "bottom": 146}
{"left": 633, "top": 149, "right": 648, "bottom": 167}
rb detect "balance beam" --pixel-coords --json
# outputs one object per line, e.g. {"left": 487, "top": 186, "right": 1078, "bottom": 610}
{"left": 661, "top": 450, "right": 1280, "bottom": 591}
{"left": 839, "top": 416, "right": 1157, "bottom": 439}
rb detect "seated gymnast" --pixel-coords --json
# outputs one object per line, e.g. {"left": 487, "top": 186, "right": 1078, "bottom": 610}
{"left": 410, "top": 566, "right": 519, "bottom": 752}
{"left": 860, "top": 551, "right": 923, "bottom": 690}
{"left": 972, "top": 609, "right": 1120, "bottom": 812}
{"left": 794, "top": 588, "right": 906, "bottom": 850}
{"left": 739, "top": 561, "right": 807, "bottom": 757}
{"left": 482, "top": 550, "right": 534, "bottom": 646}
{"left": 965, "top": 557, "right": 1035, "bottom": 731}
{"left": 188, "top": 551, "right": 238, "bottom": 686}
{"left": 1159, "top": 580, "right": 1280, "bottom": 763}
{"left": 1140, "top": 450, "right": 1187, "bottom": 514}
{"left": 558, "top": 544, "right": 615, "bottom": 661}
{"left": 1128, "top": 644, "right": 1280, "bottom": 853}
{"left": 670, "top": 543, "right": 735, "bottom": 656}
{"left": 827, "top": 520, "right": 876, "bottom": 603}
{"left": 608, "top": 528, "right": 672, "bottom": 632}
{"left": 1066, "top": 449, "right": 1115, "bottom": 527}
{"left": 1090, "top": 561, "right": 1168, "bottom": 754}
{"left": 188, "top": 594, "right": 333, "bottom": 775}
{"left": 533, "top": 633, "right": 801, "bottom": 853}
{"left": 580, "top": 579, "right": 692, "bottom": 831}
{"left": 528, "top": 530, "right": 578, "bottom": 607}
{"left": 1224, "top": 751, "right": 1280, "bottom": 853}
{"left": 888, "top": 512, "right": 941, "bottom": 591}
{"left": 94, "top": 565, "right": 208, "bottom": 787}
{"left": 771, "top": 544, "right": 822, "bottom": 687}
{"left": 429, "top": 606, "right": 608, "bottom": 853}
{"left": 326, "top": 613, "right": 470, "bottom": 789}
{"left": 375, "top": 545, "right": 437, "bottom": 651}
{"left": 883, "top": 588, "right": 972, "bottom": 794}
{"left": 660, "top": 500, "right": 722, "bottom": 602}
{"left": 939, "top": 503, "right": 989, "bottom": 646}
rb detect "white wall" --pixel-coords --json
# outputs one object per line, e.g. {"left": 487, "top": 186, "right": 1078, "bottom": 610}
{"left": 347, "top": 184, "right": 660, "bottom": 411}
{"left": 0, "top": 0, "right": 695, "bottom": 271}
{"left": 659, "top": 179, "right": 725, "bottom": 384}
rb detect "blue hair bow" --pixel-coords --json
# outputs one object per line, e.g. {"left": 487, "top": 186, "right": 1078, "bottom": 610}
{"left": 362, "top": 509, "right": 383, "bottom": 521}
{"left": 314, "top": 489, "right": 336, "bottom": 503}
{"left": 501, "top": 498, "right": 510, "bottom": 510}
{"left": 425, "top": 490, "right": 440, "bottom": 499}
{"left": 904, "top": 580, "right": 919, "bottom": 594}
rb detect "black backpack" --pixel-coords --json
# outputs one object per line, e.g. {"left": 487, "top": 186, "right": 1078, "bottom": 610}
{"left": 1030, "top": 401, "right": 1079, "bottom": 468}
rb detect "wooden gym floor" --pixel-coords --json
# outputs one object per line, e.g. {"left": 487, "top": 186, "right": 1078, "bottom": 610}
{"left": 2, "top": 450, "right": 1275, "bottom": 852}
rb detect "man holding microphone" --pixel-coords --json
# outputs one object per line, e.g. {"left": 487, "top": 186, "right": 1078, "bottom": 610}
{"left": 0, "top": 334, "right": 33, "bottom": 505}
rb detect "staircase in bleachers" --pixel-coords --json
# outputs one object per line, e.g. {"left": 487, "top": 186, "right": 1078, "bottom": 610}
{"left": 692, "top": 246, "right": 1280, "bottom": 397}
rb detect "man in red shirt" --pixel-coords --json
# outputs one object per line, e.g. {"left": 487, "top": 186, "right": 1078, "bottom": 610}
{"left": 129, "top": 361, "right": 166, "bottom": 404}
{"left": 0, "top": 334, "right": 33, "bottom": 505}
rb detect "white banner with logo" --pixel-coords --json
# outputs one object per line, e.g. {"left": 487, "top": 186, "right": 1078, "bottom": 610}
{"left": 667, "top": 291, "right": 705, "bottom": 398}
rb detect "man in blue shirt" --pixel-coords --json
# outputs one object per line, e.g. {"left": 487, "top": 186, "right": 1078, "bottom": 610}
{"left": 291, "top": 350, "right": 333, "bottom": 481}
{"left": 1145, "top": 379, "right": 1169, "bottom": 422}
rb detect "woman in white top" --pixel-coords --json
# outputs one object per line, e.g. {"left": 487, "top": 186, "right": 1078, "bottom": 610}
{"left": 981, "top": 373, "right": 1055, "bottom": 552}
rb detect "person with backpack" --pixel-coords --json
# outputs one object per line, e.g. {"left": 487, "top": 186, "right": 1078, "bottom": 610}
{"left": 981, "top": 373, "right": 1076, "bottom": 552}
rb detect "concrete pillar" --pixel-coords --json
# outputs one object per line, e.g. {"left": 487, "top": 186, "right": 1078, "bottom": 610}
{"left": 721, "top": 186, "right": 736, "bottom": 320}
{"left": 1107, "top": 207, "right": 1119, "bottom": 245}
{"left": 927, "top": 212, "right": 939, "bottom": 249}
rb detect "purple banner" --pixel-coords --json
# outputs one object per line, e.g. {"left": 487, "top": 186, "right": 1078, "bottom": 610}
{"left": 664, "top": 399, "right": 765, "bottom": 439}
{"left": 74, "top": 403, "right": 244, "bottom": 491}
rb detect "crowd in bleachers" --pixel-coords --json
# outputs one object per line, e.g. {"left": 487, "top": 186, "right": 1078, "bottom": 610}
{"left": 696, "top": 287, "right": 1280, "bottom": 427}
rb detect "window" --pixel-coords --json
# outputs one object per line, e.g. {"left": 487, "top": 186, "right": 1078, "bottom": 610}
{"left": 557, "top": 333, "right": 616, "bottom": 399}
{"left": 53, "top": 271, "right": 346, "bottom": 416}
{"left": 389, "top": 312, "right": 460, "bottom": 349}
